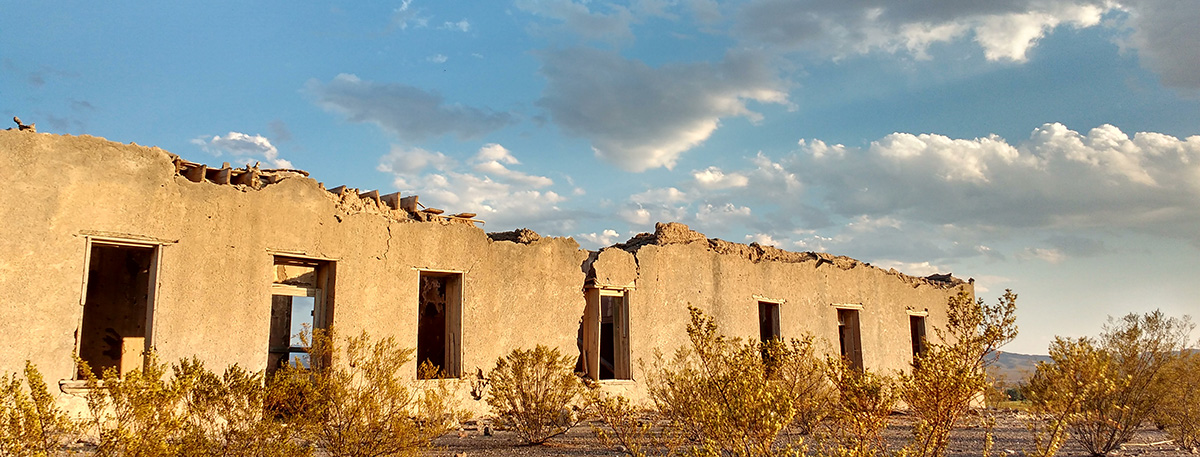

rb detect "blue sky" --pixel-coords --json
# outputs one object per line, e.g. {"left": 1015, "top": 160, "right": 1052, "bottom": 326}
{"left": 4, "top": 0, "right": 1198, "bottom": 354}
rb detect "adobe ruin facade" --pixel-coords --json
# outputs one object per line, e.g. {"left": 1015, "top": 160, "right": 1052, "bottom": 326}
{"left": 0, "top": 130, "right": 972, "bottom": 411}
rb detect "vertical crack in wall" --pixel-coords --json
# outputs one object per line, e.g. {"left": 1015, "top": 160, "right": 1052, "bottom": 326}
{"left": 380, "top": 224, "right": 394, "bottom": 261}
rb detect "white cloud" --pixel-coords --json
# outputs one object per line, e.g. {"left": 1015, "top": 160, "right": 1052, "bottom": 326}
{"left": 692, "top": 166, "right": 749, "bottom": 189}
{"left": 391, "top": 0, "right": 429, "bottom": 30}
{"left": 631, "top": 187, "right": 688, "bottom": 204}
{"left": 376, "top": 145, "right": 456, "bottom": 181}
{"left": 620, "top": 206, "right": 653, "bottom": 226}
{"left": 537, "top": 48, "right": 789, "bottom": 171}
{"left": 578, "top": 229, "right": 622, "bottom": 246}
{"left": 469, "top": 144, "right": 554, "bottom": 188}
{"left": 618, "top": 204, "right": 688, "bottom": 227}
{"left": 307, "top": 73, "right": 516, "bottom": 142}
{"left": 191, "top": 132, "right": 292, "bottom": 169}
{"left": 427, "top": 54, "right": 448, "bottom": 63}
{"left": 695, "top": 203, "right": 752, "bottom": 229}
{"left": 745, "top": 233, "right": 779, "bottom": 246}
{"left": 377, "top": 144, "right": 569, "bottom": 228}
{"left": 441, "top": 19, "right": 470, "bottom": 32}
{"left": 735, "top": 0, "right": 1114, "bottom": 62}
{"left": 797, "top": 123, "right": 1200, "bottom": 243}
{"left": 474, "top": 143, "right": 519, "bottom": 164}
{"left": 1019, "top": 247, "right": 1067, "bottom": 264}
{"left": 870, "top": 260, "right": 946, "bottom": 277}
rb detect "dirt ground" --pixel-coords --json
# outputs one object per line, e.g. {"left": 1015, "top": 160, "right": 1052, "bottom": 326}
{"left": 426, "top": 411, "right": 1197, "bottom": 456}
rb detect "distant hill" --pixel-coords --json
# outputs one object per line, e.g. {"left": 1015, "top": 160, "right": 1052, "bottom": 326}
{"left": 987, "top": 351, "right": 1051, "bottom": 385}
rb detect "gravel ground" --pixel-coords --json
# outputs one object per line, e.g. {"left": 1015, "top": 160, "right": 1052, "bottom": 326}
{"left": 424, "top": 411, "right": 1197, "bottom": 456}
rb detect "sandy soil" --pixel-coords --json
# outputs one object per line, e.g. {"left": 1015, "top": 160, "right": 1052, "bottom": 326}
{"left": 425, "top": 411, "right": 1197, "bottom": 456}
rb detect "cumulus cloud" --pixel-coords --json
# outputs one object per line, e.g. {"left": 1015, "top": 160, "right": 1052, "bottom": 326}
{"left": 618, "top": 204, "right": 688, "bottom": 227}
{"left": 692, "top": 166, "right": 749, "bottom": 189}
{"left": 797, "top": 123, "right": 1200, "bottom": 243}
{"left": 307, "top": 74, "right": 516, "bottom": 142}
{"left": 537, "top": 48, "right": 789, "bottom": 171}
{"left": 470, "top": 143, "right": 554, "bottom": 188}
{"left": 516, "top": 0, "right": 636, "bottom": 43}
{"left": 735, "top": 0, "right": 1113, "bottom": 61}
{"left": 1123, "top": 0, "right": 1200, "bottom": 89}
{"left": 377, "top": 143, "right": 568, "bottom": 228}
{"left": 695, "top": 203, "right": 752, "bottom": 230}
{"left": 578, "top": 229, "right": 623, "bottom": 246}
{"left": 376, "top": 145, "right": 456, "bottom": 184}
{"left": 745, "top": 233, "right": 779, "bottom": 246}
{"left": 631, "top": 187, "right": 689, "bottom": 204}
{"left": 191, "top": 132, "right": 293, "bottom": 168}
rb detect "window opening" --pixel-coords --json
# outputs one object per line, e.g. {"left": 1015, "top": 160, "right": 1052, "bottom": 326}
{"left": 417, "top": 271, "right": 462, "bottom": 379}
{"left": 758, "top": 301, "right": 782, "bottom": 365}
{"left": 77, "top": 242, "right": 158, "bottom": 379}
{"left": 584, "top": 288, "right": 630, "bottom": 380}
{"left": 758, "top": 301, "right": 781, "bottom": 343}
{"left": 837, "top": 308, "right": 863, "bottom": 370}
{"left": 269, "top": 257, "right": 332, "bottom": 374}
{"left": 910, "top": 315, "right": 927, "bottom": 360}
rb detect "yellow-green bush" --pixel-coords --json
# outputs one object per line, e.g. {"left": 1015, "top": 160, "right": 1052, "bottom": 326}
{"left": 173, "top": 359, "right": 309, "bottom": 456}
{"left": 898, "top": 290, "right": 1018, "bottom": 457}
{"left": 646, "top": 306, "right": 807, "bottom": 457}
{"left": 590, "top": 391, "right": 684, "bottom": 457}
{"left": 0, "top": 362, "right": 77, "bottom": 456}
{"left": 1025, "top": 311, "right": 1192, "bottom": 456}
{"left": 281, "top": 329, "right": 461, "bottom": 457}
{"left": 79, "top": 354, "right": 309, "bottom": 457}
{"left": 1156, "top": 349, "right": 1199, "bottom": 447}
{"left": 71, "top": 328, "right": 455, "bottom": 456}
{"left": 820, "top": 359, "right": 897, "bottom": 457}
{"left": 80, "top": 354, "right": 190, "bottom": 456}
{"left": 763, "top": 337, "right": 835, "bottom": 436}
{"left": 486, "top": 345, "right": 586, "bottom": 444}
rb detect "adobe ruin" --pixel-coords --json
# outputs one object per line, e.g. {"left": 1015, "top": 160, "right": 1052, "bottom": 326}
{"left": 0, "top": 130, "right": 971, "bottom": 412}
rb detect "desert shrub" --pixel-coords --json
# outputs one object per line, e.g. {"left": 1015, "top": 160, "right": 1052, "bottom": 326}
{"left": 486, "top": 345, "right": 586, "bottom": 444}
{"left": 1024, "top": 337, "right": 1109, "bottom": 457}
{"left": 79, "top": 353, "right": 189, "bottom": 456}
{"left": 646, "top": 306, "right": 804, "bottom": 457}
{"left": 1025, "top": 311, "right": 1192, "bottom": 456}
{"left": 0, "top": 361, "right": 78, "bottom": 456}
{"left": 590, "top": 391, "right": 684, "bottom": 457}
{"left": 820, "top": 359, "right": 897, "bottom": 457}
{"left": 173, "top": 359, "right": 310, "bottom": 456}
{"left": 78, "top": 354, "right": 308, "bottom": 457}
{"left": 898, "top": 290, "right": 1018, "bottom": 457}
{"left": 1156, "top": 348, "right": 1199, "bottom": 447}
{"left": 283, "top": 329, "right": 461, "bottom": 457}
{"left": 763, "top": 337, "right": 835, "bottom": 435}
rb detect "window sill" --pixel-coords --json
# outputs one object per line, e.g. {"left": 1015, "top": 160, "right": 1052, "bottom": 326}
{"left": 59, "top": 379, "right": 100, "bottom": 394}
{"left": 595, "top": 379, "right": 636, "bottom": 385}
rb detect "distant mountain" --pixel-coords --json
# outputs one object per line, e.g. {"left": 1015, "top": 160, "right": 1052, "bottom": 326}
{"left": 987, "top": 351, "right": 1051, "bottom": 384}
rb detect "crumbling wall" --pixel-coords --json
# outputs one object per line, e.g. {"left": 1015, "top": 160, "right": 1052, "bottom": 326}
{"left": 0, "top": 131, "right": 588, "bottom": 417}
{"left": 595, "top": 222, "right": 969, "bottom": 397}
{"left": 1, "top": 130, "right": 967, "bottom": 414}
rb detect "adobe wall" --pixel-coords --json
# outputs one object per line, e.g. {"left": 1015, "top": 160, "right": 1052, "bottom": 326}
{"left": 0, "top": 130, "right": 970, "bottom": 413}
{"left": 0, "top": 131, "right": 589, "bottom": 415}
